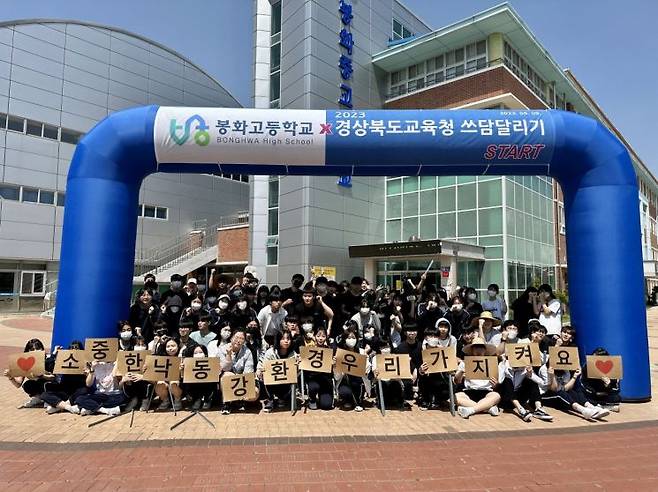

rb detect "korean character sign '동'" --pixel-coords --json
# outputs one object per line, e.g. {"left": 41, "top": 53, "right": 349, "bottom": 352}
{"left": 299, "top": 346, "right": 333, "bottom": 374}
{"left": 115, "top": 350, "right": 151, "bottom": 376}
{"left": 586, "top": 355, "right": 623, "bottom": 380}
{"left": 464, "top": 356, "right": 498, "bottom": 380}
{"left": 142, "top": 355, "right": 181, "bottom": 382}
{"left": 84, "top": 338, "right": 119, "bottom": 363}
{"left": 7, "top": 350, "right": 46, "bottom": 378}
{"left": 422, "top": 346, "right": 458, "bottom": 374}
{"left": 505, "top": 343, "right": 542, "bottom": 368}
{"left": 334, "top": 348, "right": 367, "bottom": 377}
{"left": 220, "top": 373, "right": 257, "bottom": 402}
{"left": 548, "top": 346, "right": 580, "bottom": 371}
{"left": 263, "top": 358, "right": 298, "bottom": 386}
{"left": 375, "top": 354, "right": 412, "bottom": 381}
{"left": 54, "top": 349, "right": 88, "bottom": 375}
{"left": 182, "top": 357, "right": 221, "bottom": 383}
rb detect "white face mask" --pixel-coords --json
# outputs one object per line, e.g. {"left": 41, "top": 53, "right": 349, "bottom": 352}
{"left": 221, "top": 330, "right": 232, "bottom": 341}
{"left": 345, "top": 338, "right": 357, "bottom": 348}
{"left": 193, "top": 352, "right": 205, "bottom": 358}
{"left": 427, "top": 300, "right": 437, "bottom": 309}
{"left": 134, "top": 346, "right": 146, "bottom": 351}
{"left": 191, "top": 302, "right": 202, "bottom": 311}
{"left": 487, "top": 290, "right": 496, "bottom": 298}
{"left": 426, "top": 337, "right": 440, "bottom": 347}
{"left": 120, "top": 331, "right": 132, "bottom": 341}
{"left": 218, "top": 301, "right": 229, "bottom": 310}
{"left": 170, "top": 306, "right": 180, "bottom": 314}
{"left": 507, "top": 329, "right": 518, "bottom": 339}
{"left": 364, "top": 333, "right": 374, "bottom": 341}
{"left": 237, "top": 301, "right": 247, "bottom": 310}
{"left": 360, "top": 307, "right": 370, "bottom": 315}
{"left": 302, "top": 323, "right": 313, "bottom": 333}
{"left": 380, "top": 348, "right": 391, "bottom": 354}
{"left": 451, "top": 304, "right": 462, "bottom": 311}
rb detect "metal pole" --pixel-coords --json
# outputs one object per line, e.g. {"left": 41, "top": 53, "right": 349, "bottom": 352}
{"left": 377, "top": 379, "right": 386, "bottom": 417}
{"left": 448, "top": 374, "right": 456, "bottom": 417}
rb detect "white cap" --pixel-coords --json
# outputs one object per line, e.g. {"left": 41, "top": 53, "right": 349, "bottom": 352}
{"left": 187, "top": 278, "right": 197, "bottom": 284}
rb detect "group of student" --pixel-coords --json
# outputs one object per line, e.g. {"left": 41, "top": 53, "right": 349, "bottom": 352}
{"left": 4, "top": 271, "right": 621, "bottom": 421}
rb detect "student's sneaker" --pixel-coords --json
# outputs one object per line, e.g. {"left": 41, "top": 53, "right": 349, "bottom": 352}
{"left": 202, "top": 400, "right": 212, "bottom": 411}
{"left": 532, "top": 408, "right": 554, "bottom": 422}
{"left": 66, "top": 404, "right": 80, "bottom": 415}
{"left": 308, "top": 400, "right": 318, "bottom": 410}
{"left": 516, "top": 408, "right": 532, "bottom": 422}
{"left": 80, "top": 408, "right": 94, "bottom": 416}
{"left": 263, "top": 400, "right": 274, "bottom": 413}
{"left": 124, "top": 397, "right": 139, "bottom": 412}
{"left": 191, "top": 399, "right": 202, "bottom": 411}
{"left": 457, "top": 406, "right": 475, "bottom": 419}
{"left": 100, "top": 406, "right": 121, "bottom": 416}
{"left": 172, "top": 400, "right": 183, "bottom": 412}
{"left": 581, "top": 407, "right": 598, "bottom": 421}
{"left": 592, "top": 406, "right": 610, "bottom": 420}
{"left": 221, "top": 403, "right": 231, "bottom": 415}
{"left": 418, "top": 400, "right": 429, "bottom": 411}
{"left": 18, "top": 396, "right": 42, "bottom": 409}
{"left": 604, "top": 404, "right": 620, "bottom": 413}
{"left": 354, "top": 405, "right": 364, "bottom": 412}
{"left": 46, "top": 405, "right": 62, "bottom": 414}
{"left": 400, "top": 401, "right": 412, "bottom": 410}
{"left": 157, "top": 400, "right": 171, "bottom": 411}
{"left": 488, "top": 405, "right": 500, "bottom": 417}
{"left": 139, "top": 399, "right": 151, "bottom": 412}
{"left": 429, "top": 399, "right": 441, "bottom": 410}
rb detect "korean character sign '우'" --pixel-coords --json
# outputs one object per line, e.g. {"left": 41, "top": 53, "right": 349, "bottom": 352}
{"left": 464, "top": 356, "right": 498, "bottom": 380}
{"left": 182, "top": 357, "right": 221, "bottom": 383}
{"left": 54, "top": 349, "right": 88, "bottom": 375}
{"left": 262, "top": 358, "right": 298, "bottom": 385}
{"left": 505, "top": 343, "right": 543, "bottom": 368}
{"left": 422, "top": 346, "right": 458, "bottom": 374}
{"left": 84, "top": 338, "right": 119, "bottom": 363}
{"left": 220, "top": 373, "right": 257, "bottom": 402}
{"left": 586, "top": 355, "right": 623, "bottom": 380}
{"left": 548, "top": 346, "right": 580, "bottom": 371}
{"left": 374, "top": 354, "right": 412, "bottom": 380}
{"left": 142, "top": 355, "right": 181, "bottom": 382}
{"left": 115, "top": 350, "right": 151, "bottom": 376}
{"left": 334, "top": 348, "right": 367, "bottom": 377}
{"left": 7, "top": 350, "right": 46, "bottom": 378}
{"left": 299, "top": 346, "right": 333, "bottom": 374}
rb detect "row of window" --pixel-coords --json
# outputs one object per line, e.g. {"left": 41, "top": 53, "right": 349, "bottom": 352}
{"left": 0, "top": 112, "right": 84, "bottom": 144}
{"left": 137, "top": 203, "right": 168, "bottom": 220}
{"left": 392, "top": 19, "right": 414, "bottom": 41}
{"left": 270, "top": 1, "right": 282, "bottom": 109}
{"left": 0, "top": 270, "right": 46, "bottom": 296}
{"left": 267, "top": 177, "right": 280, "bottom": 265}
{"left": 215, "top": 173, "right": 249, "bottom": 183}
{"left": 0, "top": 183, "right": 65, "bottom": 206}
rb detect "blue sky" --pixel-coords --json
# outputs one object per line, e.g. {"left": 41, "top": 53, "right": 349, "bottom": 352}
{"left": 1, "top": 0, "right": 656, "bottom": 172}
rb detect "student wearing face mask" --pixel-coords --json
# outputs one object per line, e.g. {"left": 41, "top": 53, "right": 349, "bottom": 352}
{"left": 208, "top": 321, "right": 233, "bottom": 357}
{"left": 117, "top": 320, "right": 135, "bottom": 351}
{"left": 257, "top": 329, "right": 298, "bottom": 413}
{"left": 230, "top": 294, "right": 258, "bottom": 331}
{"left": 380, "top": 293, "right": 405, "bottom": 343}
{"left": 294, "top": 284, "right": 334, "bottom": 334}
{"left": 481, "top": 284, "right": 507, "bottom": 321}
{"left": 181, "top": 344, "right": 215, "bottom": 411}
{"left": 300, "top": 318, "right": 317, "bottom": 347}
{"left": 189, "top": 314, "right": 217, "bottom": 348}
{"left": 161, "top": 295, "right": 185, "bottom": 336}
{"left": 417, "top": 291, "right": 446, "bottom": 335}
{"left": 415, "top": 322, "right": 455, "bottom": 410}
{"left": 143, "top": 273, "right": 161, "bottom": 304}
{"left": 180, "top": 295, "right": 205, "bottom": 328}
{"left": 305, "top": 327, "right": 334, "bottom": 410}
{"left": 333, "top": 327, "right": 369, "bottom": 412}
{"left": 350, "top": 299, "right": 381, "bottom": 338}
{"left": 160, "top": 274, "right": 191, "bottom": 309}
{"left": 359, "top": 324, "right": 381, "bottom": 357}
{"left": 218, "top": 329, "right": 258, "bottom": 414}
{"left": 129, "top": 288, "right": 160, "bottom": 343}
{"left": 211, "top": 294, "right": 233, "bottom": 331}
{"left": 443, "top": 296, "right": 471, "bottom": 338}
{"left": 462, "top": 287, "right": 483, "bottom": 319}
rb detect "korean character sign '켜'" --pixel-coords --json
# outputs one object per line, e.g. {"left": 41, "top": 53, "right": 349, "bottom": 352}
{"left": 299, "top": 346, "right": 333, "bottom": 374}
{"left": 334, "top": 348, "right": 367, "bottom": 377}
{"left": 375, "top": 354, "right": 412, "bottom": 381}
{"left": 505, "top": 343, "right": 542, "bottom": 368}
{"left": 182, "top": 357, "right": 221, "bottom": 383}
{"left": 586, "top": 355, "right": 623, "bottom": 380}
{"left": 115, "top": 350, "right": 151, "bottom": 376}
{"left": 85, "top": 338, "right": 119, "bottom": 363}
{"left": 548, "top": 346, "right": 580, "bottom": 371}
{"left": 422, "top": 346, "right": 458, "bottom": 374}
{"left": 7, "top": 350, "right": 46, "bottom": 378}
{"left": 263, "top": 358, "right": 298, "bottom": 386}
{"left": 54, "top": 349, "right": 88, "bottom": 375}
{"left": 142, "top": 355, "right": 181, "bottom": 382}
{"left": 464, "top": 356, "right": 498, "bottom": 380}
{"left": 220, "top": 372, "right": 257, "bottom": 402}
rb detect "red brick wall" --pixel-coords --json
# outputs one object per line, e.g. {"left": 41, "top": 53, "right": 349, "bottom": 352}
{"left": 217, "top": 226, "right": 249, "bottom": 263}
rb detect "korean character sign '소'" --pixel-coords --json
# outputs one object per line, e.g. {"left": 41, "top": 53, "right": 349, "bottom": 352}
{"left": 84, "top": 338, "right": 119, "bottom": 364}
{"left": 375, "top": 354, "right": 412, "bottom": 380}
{"left": 263, "top": 358, "right": 298, "bottom": 386}
{"left": 7, "top": 350, "right": 46, "bottom": 378}
{"left": 54, "top": 349, "right": 88, "bottom": 375}
{"left": 464, "top": 356, "right": 498, "bottom": 380}
{"left": 334, "top": 348, "right": 367, "bottom": 377}
{"left": 422, "top": 346, "right": 458, "bottom": 374}
{"left": 586, "top": 355, "right": 623, "bottom": 380}
{"left": 182, "top": 357, "right": 221, "bottom": 383}
{"left": 505, "top": 343, "right": 543, "bottom": 368}
{"left": 548, "top": 346, "right": 580, "bottom": 371}
{"left": 142, "top": 355, "right": 181, "bottom": 382}
{"left": 115, "top": 350, "right": 151, "bottom": 376}
{"left": 299, "top": 346, "right": 333, "bottom": 374}
{"left": 220, "top": 373, "right": 257, "bottom": 402}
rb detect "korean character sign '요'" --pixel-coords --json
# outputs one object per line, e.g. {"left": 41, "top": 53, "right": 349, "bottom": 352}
{"left": 505, "top": 343, "right": 543, "bottom": 368}
{"left": 182, "top": 357, "right": 221, "bottom": 383}
{"left": 262, "top": 359, "right": 298, "bottom": 385}
{"left": 299, "top": 346, "right": 333, "bottom": 374}
{"left": 220, "top": 373, "right": 257, "bottom": 402}
{"left": 54, "top": 350, "right": 88, "bottom": 375}
{"left": 548, "top": 346, "right": 580, "bottom": 371}
{"left": 142, "top": 355, "right": 181, "bottom": 382}
{"left": 375, "top": 354, "right": 412, "bottom": 381}
{"left": 7, "top": 350, "right": 46, "bottom": 378}
{"left": 115, "top": 350, "right": 151, "bottom": 376}
{"left": 422, "top": 346, "right": 458, "bottom": 374}
{"left": 334, "top": 348, "right": 367, "bottom": 377}
{"left": 84, "top": 338, "right": 119, "bottom": 364}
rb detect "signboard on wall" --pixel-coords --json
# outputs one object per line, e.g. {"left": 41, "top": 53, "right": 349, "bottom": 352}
{"left": 349, "top": 240, "right": 442, "bottom": 258}
{"left": 311, "top": 266, "right": 337, "bottom": 281}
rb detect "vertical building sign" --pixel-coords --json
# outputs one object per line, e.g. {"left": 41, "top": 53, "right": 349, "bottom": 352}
{"left": 337, "top": 0, "right": 354, "bottom": 188}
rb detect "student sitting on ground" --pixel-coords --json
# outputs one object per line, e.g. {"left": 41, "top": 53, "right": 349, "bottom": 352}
{"left": 541, "top": 364, "right": 610, "bottom": 421}
{"left": 305, "top": 327, "right": 334, "bottom": 410}
{"left": 152, "top": 338, "right": 183, "bottom": 411}
{"left": 4, "top": 338, "right": 56, "bottom": 409}
{"left": 580, "top": 347, "right": 621, "bottom": 413}
{"left": 415, "top": 324, "right": 453, "bottom": 410}
{"left": 40, "top": 340, "right": 88, "bottom": 415}
{"left": 73, "top": 358, "right": 128, "bottom": 416}
{"left": 257, "top": 329, "right": 298, "bottom": 413}
{"left": 454, "top": 337, "right": 502, "bottom": 419}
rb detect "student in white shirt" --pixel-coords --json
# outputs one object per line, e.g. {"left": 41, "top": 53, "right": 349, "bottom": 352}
{"left": 454, "top": 337, "right": 502, "bottom": 419}
{"left": 537, "top": 284, "right": 562, "bottom": 336}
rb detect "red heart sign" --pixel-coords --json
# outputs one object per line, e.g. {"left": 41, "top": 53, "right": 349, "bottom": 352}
{"left": 595, "top": 359, "right": 614, "bottom": 375}
{"left": 17, "top": 356, "right": 35, "bottom": 372}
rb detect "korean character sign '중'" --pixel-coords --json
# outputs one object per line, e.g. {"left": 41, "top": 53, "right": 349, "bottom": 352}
{"left": 586, "top": 355, "right": 623, "bottom": 380}
{"left": 334, "top": 348, "right": 367, "bottom": 377}
{"left": 183, "top": 357, "right": 221, "bottom": 383}
{"left": 54, "top": 349, "right": 88, "bottom": 375}
{"left": 85, "top": 338, "right": 118, "bottom": 363}
{"left": 375, "top": 354, "right": 412, "bottom": 380}
{"left": 548, "top": 346, "right": 580, "bottom": 371}
{"left": 464, "top": 356, "right": 498, "bottom": 380}
{"left": 7, "top": 350, "right": 46, "bottom": 378}
{"left": 142, "top": 355, "right": 181, "bottom": 382}
{"left": 220, "top": 373, "right": 257, "bottom": 402}
{"left": 115, "top": 350, "right": 151, "bottom": 376}
{"left": 299, "top": 346, "right": 333, "bottom": 374}
{"left": 422, "top": 346, "right": 458, "bottom": 374}
{"left": 263, "top": 358, "right": 298, "bottom": 385}
{"left": 505, "top": 343, "right": 542, "bottom": 368}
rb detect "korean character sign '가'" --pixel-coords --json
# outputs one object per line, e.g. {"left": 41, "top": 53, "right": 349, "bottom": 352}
{"left": 548, "top": 346, "right": 580, "bottom": 371}
{"left": 263, "top": 358, "right": 298, "bottom": 385}
{"left": 299, "top": 346, "right": 333, "bottom": 374}
{"left": 375, "top": 354, "right": 412, "bottom": 380}
{"left": 54, "top": 349, "right": 88, "bottom": 375}
{"left": 422, "top": 346, "right": 458, "bottom": 374}
{"left": 115, "top": 350, "right": 151, "bottom": 376}
{"left": 586, "top": 355, "right": 623, "bottom": 380}
{"left": 464, "top": 356, "right": 498, "bottom": 380}
{"left": 85, "top": 338, "right": 118, "bottom": 363}
{"left": 334, "top": 348, "right": 367, "bottom": 377}
{"left": 183, "top": 357, "right": 221, "bottom": 383}
{"left": 7, "top": 350, "right": 45, "bottom": 378}
{"left": 505, "top": 343, "right": 542, "bottom": 368}
{"left": 220, "top": 373, "right": 257, "bottom": 402}
{"left": 142, "top": 355, "right": 181, "bottom": 382}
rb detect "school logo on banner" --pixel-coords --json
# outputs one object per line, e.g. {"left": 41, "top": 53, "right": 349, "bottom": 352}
{"left": 169, "top": 114, "right": 210, "bottom": 146}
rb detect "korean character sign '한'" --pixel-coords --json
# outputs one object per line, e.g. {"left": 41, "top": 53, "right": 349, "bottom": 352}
{"left": 464, "top": 356, "right": 498, "bottom": 380}
{"left": 586, "top": 355, "right": 623, "bottom": 380}
{"left": 299, "top": 346, "right": 333, "bottom": 374}
{"left": 54, "top": 349, "right": 88, "bottom": 375}
{"left": 115, "top": 350, "right": 151, "bottom": 376}
{"left": 262, "top": 358, "right": 298, "bottom": 386}
{"left": 220, "top": 373, "right": 257, "bottom": 402}
{"left": 505, "top": 343, "right": 542, "bottom": 368}
{"left": 548, "top": 346, "right": 580, "bottom": 371}
{"left": 422, "top": 346, "right": 458, "bottom": 374}
{"left": 142, "top": 355, "right": 181, "bottom": 382}
{"left": 334, "top": 348, "right": 367, "bottom": 377}
{"left": 7, "top": 350, "right": 46, "bottom": 378}
{"left": 182, "top": 357, "right": 221, "bottom": 383}
{"left": 85, "top": 338, "right": 119, "bottom": 363}
{"left": 375, "top": 354, "right": 412, "bottom": 381}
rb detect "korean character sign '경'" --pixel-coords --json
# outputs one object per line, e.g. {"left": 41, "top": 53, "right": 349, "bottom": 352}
{"left": 115, "top": 350, "right": 151, "bottom": 376}
{"left": 220, "top": 373, "right": 257, "bottom": 402}
{"left": 142, "top": 355, "right": 181, "bottom": 382}
{"left": 374, "top": 354, "right": 412, "bottom": 381}
{"left": 54, "top": 349, "right": 88, "bottom": 375}
{"left": 548, "top": 346, "right": 580, "bottom": 371}
{"left": 262, "top": 358, "right": 298, "bottom": 386}
{"left": 334, "top": 348, "right": 367, "bottom": 377}
{"left": 586, "top": 355, "right": 623, "bottom": 380}
{"left": 7, "top": 350, "right": 46, "bottom": 378}
{"left": 422, "top": 346, "right": 458, "bottom": 374}
{"left": 182, "top": 357, "right": 221, "bottom": 383}
{"left": 505, "top": 343, "right": 542, "bottom": 368}
{"left": 464, "top": 356, "right": 498, "bottom": 380}
{"left": 299, "top": 346, "right": 333, "bottom": 374}
{"left": 85, "top": 338, "right": 119, "bottom": 363}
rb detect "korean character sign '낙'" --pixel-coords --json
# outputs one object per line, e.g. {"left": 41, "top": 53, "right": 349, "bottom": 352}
{"left": 262, "top": 358, "right": 298, "bottom": 386}
{"left": 548, "top": 346, "right": 580, "bottom": 371}
{"left": 334, "top": 348, "right": 367, "bottom": 377}
{"left": 115, "top": 350, "right": 151, "bottom": 376}
{"left": 220, "top": 373, "right": 257, "bottom": 402}
{"left": 464, "top": 356, "right": 498, "bottom": 380}
{"left": 7, "top": 350, "right": 46, "bottom": 378}
{"left": 299, "top": 346, "right": 333, "bottom": 374}
{"left": 54, "top": 349, "right": 88, "bottom": 375}
{"left": 586, "top": 355, "right": 623, "bottom": 380}
{"left": 182, "top": 357, "right": 221, "bottom": 383}
{"left": 374, "top": 354, "right": 412, "bottom": 381}
{"left": 505, "top": 343, "right": 543, "bottom": 368}
{"left": 142, "top": 355, "right": 181, "bottom": 382}
{"left": 422, "top": 346, "right": 458, "bottom": 374}
{"left": 84, "top": 338, "right": 119, "bottom": 364}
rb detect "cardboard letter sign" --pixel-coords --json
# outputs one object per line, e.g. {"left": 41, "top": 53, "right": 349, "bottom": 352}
{"left": 422, "top": 346, "right": 458, "bottom": 373}
{"left": 220, "top": 372, "right": 257, "bottom": 402}
{"left": 334, "top": 348, "right": 367, "bottom": 377}
{"left": 464, "top": 356, "right": 498, "bottom": 380}
{"left": 375, "top": 354, "right": 412, "bottom": 380}
{"left": 299, "top": 346, "right": 333, "bottom": 374}
{"left": 85, "top": 338, "right": 119, "bottom": 363}
{"left": 7, "top": 351, "right": 46, "bottom": 378}
{"left": 142, "top": 355, "right": 181, "bottom": 382}
{"left": 183, "top": 357, "right": 221, "bottom": 383}
{"left": 262, "top": 358, "right": 297, "bottom": 385}
{"left": 586, "top": 355, "right": 623, "bottom": 380}
{"left": 549, "top": 346, "right": 580, "bottom": 371}
{"left": 506, "top": 343, "right": 542, "bottom": 368}
{"left": 54, "top": 349, "right": 88, "bottom": 375}
{"left": 115, "top": 350, "right": 151, "bottom": 376}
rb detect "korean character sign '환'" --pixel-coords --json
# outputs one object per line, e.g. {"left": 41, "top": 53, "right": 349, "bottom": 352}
{"left": 262, "top": 359, "right": 298, "bottom": 386}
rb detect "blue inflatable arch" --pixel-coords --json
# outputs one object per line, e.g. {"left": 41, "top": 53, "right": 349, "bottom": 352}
{"left": 53, "top": 106, "right": 650, "bottom": 401}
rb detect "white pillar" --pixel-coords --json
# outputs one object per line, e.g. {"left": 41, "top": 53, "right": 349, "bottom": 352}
{"left": 364, "top": 259, "right": 376, "bottom": 285}
{"left": 447, "top": 255, "right": 458, "bottom": 297}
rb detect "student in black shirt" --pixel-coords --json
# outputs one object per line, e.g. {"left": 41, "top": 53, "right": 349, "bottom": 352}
{"left": 281, "top": 273, "right": 305, "bottom": 309}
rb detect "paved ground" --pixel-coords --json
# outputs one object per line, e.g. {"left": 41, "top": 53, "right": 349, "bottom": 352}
{"left": 0, "top": 311, "right": 657, "bottom": 490}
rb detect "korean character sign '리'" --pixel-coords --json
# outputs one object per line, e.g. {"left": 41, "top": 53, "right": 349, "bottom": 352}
{"left": 54, "top": 349, "right": 88, "bottom": 375}
{"left": 586, "top": 355, "right": 623, "bottom": 380}
{"left": 220, "top": 372, "right": 257, "bottom": 402}
{"left": 334, "top": 348, "right": 367, "bottom": 377}
{"left": 548, "top": 346, "right": 580, "bottom": 371}
{"left": 464, "top": 356, "right": 498, "bottom": 380}
{"left": 7, "top": 350, "right": 46, "bottom": 378}
{"left": 262, "top": 358, "right": 298, "bottom": 386}
{"left": 115, "top": 350, "right": 151, "bottom": 376}
{"left": 299, "top": 346, "right": 333, "bottom": 374}
{"left": 374, "top": 354, "right": 412, "bottom": 381}
{"left": 182, "top": 357, "right": 221, "bottom": 383}
{"left": 505, "top": 343, "right": 542, "bottom": 368}
{"left": 84, "top": 338, "right": 119, "bottom": 363}
{"left": 142, "top": 355, "right": 181, "bottom": 382}
{"left": 421, "top": 346, "right": 458, "bottom": 374}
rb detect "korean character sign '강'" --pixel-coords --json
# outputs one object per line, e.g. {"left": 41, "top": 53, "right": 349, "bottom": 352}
{"left": 375, "top": 354, "right": 412, "bottom": 381}
{"left": 142, "top": 355, "right": 181, "bottom": 382}
{"left": 115, "top": 350, "right": 151, "bottom": 376}
{"left": 7, "top": 350, "right": 46, "bottom": 378}
{"left": 85, "top": 338, "right": 119, "bottom": 364}
{"left": 586, "top": 355, "right": 623, "bottom": 380}
{"left": 183, "top": 357, "right": 221, "bottom": 383}
{"left": 334, "top": 348, "right": 367, "bottom": 377}
{"left": 548, "top": 346, "right": 580, "bottom": 371}
{"left": 422, "top": 346, "right": 458, "bottom": 374}
{"left": 263, "top": 358, "right": 297, "bottom": 386}
{"left": 54, "top": 349, "right": 88, "bottom": 375}
{"left": 299, "top": 346, "right": 333, "bottom": 374}
{"left": 505, "top": 343, "right": 542, "bottom": 368}
{"left": 464, "top": 356, "right": 498, "bottom": 380}
{"left": 220, "top": 373, "right": 257, "bottom": 402}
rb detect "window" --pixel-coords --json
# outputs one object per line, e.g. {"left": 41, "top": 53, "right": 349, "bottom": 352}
{"left": 266, "top": 236, "right": 278, "bottom": 266}
{"left": 56, "top": 192, "right": 66, "bottom": 207}
{"left": 26, "top": 120, "right": 42, "bottom": 137}
{"left": 143, "top": 205, "right": 156, "bottom": 218}
{"left": 392, "top": 19, "right": 413, "bottom": 41}
{"left": 22, "top": 187, "right": 39, "bottom": 203}
{"left": 20, "top": 271, "right": 46, "bottom": 296}
{"left": 267, "top": 177, "right": 279, "bottom": 264}
{"left": 43, "top": 124, "right": 58, "bottom": 140}
{"left": 60, "top": 129, "right": 81, "bottom": 144}
{"left": 137, "top": 204, "right": 143, "bottom": 217}
{"left": 0, "top": 184, "right": 19, "bottom": 201}
{"left": 271, "top": 1, "right": 282, "bottom": 36}
{"left": 0, "top": 271, "right": 15, "bottom": 294}
{"left": 7, "top": 115, "right": 24, "bottom": 132}
{"left": 39, "top": 190, "right": 55, "bottom": 204}
{"left": 270, "top": 1, "right": 282, "bottom": 108}
{"left": 0, "top": 112, "right": 6, "bottom": 129}
{"left": 156, "top": 207, "right": 167, "bottom": 220}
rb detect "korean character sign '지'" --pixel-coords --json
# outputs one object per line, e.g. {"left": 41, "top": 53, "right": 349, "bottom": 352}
{"left": 334, "top": 348, "right": 367, "bottom": 377}
{"left": 54, "top": 349, "right": 88, "bottom": 375}
{"left": 586, "top": 355, "right": 623, "bottom": 380}
{"left": 262, "top": 358, "right": 298, "bottom": 385}
{"left": 505, "top": 343, "right": 542, "bottom": 368}
{"left": 464, "top": 356, "right": 498, "bottom": 380}
{"left": 299, "top": 346, "right": 333, "bottom": 374}
{"left": 84, "top": 338, "right": 119, "bottom": 363}
{"left": 220, "top": 372, "right": 257, "bottom": 402}
{"left": 548, "top": 346, "right": 580, "bottom": 371}
{"left": 422, "top": 346, "right": 458, "bottom": 374}
{"left": 182, "top": 357, "right": 221, "bottom": 383}
{"left": 7, "top": 350, "right": 46, "bottom": 378}
{"left": 115, "top": 350, "right": 151, "bottom": 376}
{"left": 374, "top": 354, "right": 412, "bottom": 380}
{"left": 142, "top": 355, "right": 181, "bottom": 382}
